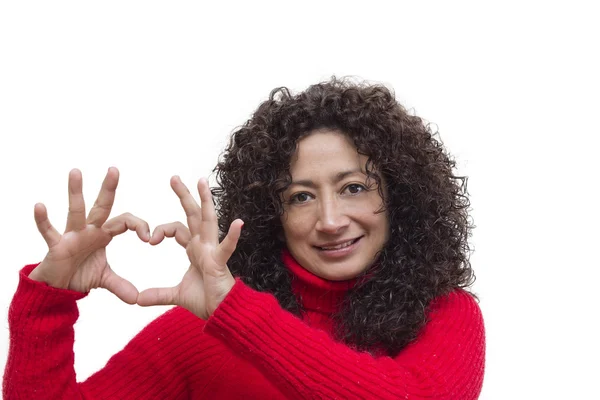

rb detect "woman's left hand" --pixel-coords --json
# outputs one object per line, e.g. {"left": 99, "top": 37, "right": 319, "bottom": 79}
{"left": 137, "top": 176, "right": 243, "bottom": 319}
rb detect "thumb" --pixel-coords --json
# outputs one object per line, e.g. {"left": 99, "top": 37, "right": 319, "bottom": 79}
{"left": 101, "top": 266, "right": 139, "bottom": 305}
{"left": 214, "top": 219, "right": 243, "bottom": 266}
{"left": 137, "top": 286, "right": 178, "bottom": 307}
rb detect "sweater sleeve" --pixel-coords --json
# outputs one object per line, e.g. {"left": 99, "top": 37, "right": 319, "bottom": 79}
{"left": 2, "top": 265, "right": 220, "bottom": 400}
{"left": 204, "top": 279, "right": 486, "bottom": 400}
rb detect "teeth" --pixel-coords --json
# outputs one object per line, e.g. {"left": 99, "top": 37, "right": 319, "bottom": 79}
{"left": 320, "top": 239, "right": 355, "bottom": 250}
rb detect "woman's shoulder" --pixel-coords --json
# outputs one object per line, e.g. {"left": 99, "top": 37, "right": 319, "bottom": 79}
{"left": 426, "top": 288, "right": 484, "bottom": 327}
{"left": 397, "top": 288, "right": 485, "bottom": 363}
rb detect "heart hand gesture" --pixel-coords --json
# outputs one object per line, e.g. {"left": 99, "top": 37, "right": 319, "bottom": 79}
{"left": 137, "top": 176, "right": 243, "bottom": 319}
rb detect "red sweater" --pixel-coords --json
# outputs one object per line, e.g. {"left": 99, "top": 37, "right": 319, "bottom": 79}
{"left": 3, "top": 252, "right": 485, "bottom": 399}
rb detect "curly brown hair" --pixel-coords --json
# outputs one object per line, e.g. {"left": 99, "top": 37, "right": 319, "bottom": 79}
{"left": 212, "top": 77, "right": 476, "bottom": 356}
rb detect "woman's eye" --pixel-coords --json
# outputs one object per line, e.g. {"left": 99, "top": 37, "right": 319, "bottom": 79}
{"left": 344, "top": 184, "right": 366, "bottom": 195}
{"left": 291, "top": 192, "right": 312, "bottom": 203}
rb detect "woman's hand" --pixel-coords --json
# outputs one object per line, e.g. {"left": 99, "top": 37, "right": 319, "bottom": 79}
{"left": 137, "top": 176, "right": 243, "bottom": 319}
{"left": 28, "top": 168, "right": 150, "bottom": 304}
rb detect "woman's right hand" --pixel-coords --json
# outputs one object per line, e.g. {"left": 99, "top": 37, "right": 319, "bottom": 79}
{"left": 28, "top": 167, "right": 150, "bottom": 304}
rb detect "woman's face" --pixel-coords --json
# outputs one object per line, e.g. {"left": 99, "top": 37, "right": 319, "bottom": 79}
{"left": 280, "top": 130, "right": 389, "bottom": 281}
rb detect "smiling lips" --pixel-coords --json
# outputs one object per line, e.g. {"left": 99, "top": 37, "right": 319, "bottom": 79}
{"left": 315, "top": 236, "right": 362, "bottom": 252}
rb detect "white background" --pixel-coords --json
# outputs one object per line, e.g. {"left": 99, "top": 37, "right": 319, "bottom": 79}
{"left": 1, "top": 1, "right": 598, "bottom": 398}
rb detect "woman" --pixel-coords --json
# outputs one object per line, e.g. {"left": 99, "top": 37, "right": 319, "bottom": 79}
{"left": 3, "top": 78, "right": 485, "bottom": 399}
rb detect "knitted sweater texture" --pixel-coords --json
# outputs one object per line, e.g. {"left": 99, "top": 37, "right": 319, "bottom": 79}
{"left": 3, "top": 252, "right": 485, "bottom": 399}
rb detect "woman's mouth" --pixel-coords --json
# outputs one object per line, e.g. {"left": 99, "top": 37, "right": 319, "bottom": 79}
{"left": 314, "top": 236, "right": 362, "bottom": 257}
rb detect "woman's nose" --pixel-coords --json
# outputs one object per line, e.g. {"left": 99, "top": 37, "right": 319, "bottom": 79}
{"left": 315, "top": 199, "right": 350, "bottom": 234}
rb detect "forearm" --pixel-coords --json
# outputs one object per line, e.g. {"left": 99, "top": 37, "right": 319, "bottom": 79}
{"left": 3, "top": 264, "right": 88, "bottom": 399}
{"left": 3, "top": 265, "right": 191, "bottom": 400}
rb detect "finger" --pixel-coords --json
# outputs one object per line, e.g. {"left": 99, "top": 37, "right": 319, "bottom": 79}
{"left": 34, "top": 203, "right": 61, "bottom": 248}
{"left": 137, "top": 286, "right": 178, "bottom": 307}
{"left": 197, "top": 178, "right": 219, "bottom": 244}
{"left": 101, "top": 267, "right": 140, "bottom": 305}
{"left": 103, "top": 212, "right": 151, "bottom": 242}
{"left": 87, "top": 167, "right": 119, "bottom": 227}
{"left": 65, "top": 169, "right": 86, "bottom": 232}
{"left": 149, "top": 222, "right": 191, "bottom": 248}
{"left": 170, "top": 176, "right": 202, "bottom": 235}
{"left": 215, "top": 219, "right": 244, "bottom": 266}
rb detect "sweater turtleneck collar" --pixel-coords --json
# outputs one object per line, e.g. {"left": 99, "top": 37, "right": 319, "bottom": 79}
{"left": 282, "top": 249, "right": 357, "bottom": 314}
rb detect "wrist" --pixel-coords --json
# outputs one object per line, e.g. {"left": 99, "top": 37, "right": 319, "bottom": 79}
{"left": 207, "top": 275, "right": 236, "bottom": 317}
{"left": 28, "top": 262, "right": 70, "bottom": 290}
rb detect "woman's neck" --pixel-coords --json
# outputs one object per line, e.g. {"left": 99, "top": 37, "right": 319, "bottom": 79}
{"left": 282, "top": 249, "right": 357, "bottom": 315}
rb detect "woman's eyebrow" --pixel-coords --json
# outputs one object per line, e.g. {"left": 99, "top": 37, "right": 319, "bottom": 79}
{"left": 290, "top": 169, "right": 364, "bottom": 188}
